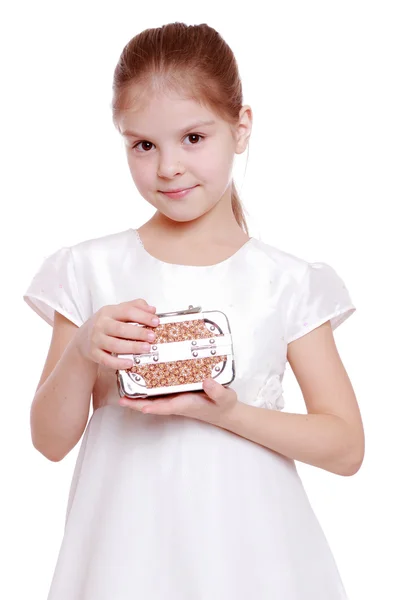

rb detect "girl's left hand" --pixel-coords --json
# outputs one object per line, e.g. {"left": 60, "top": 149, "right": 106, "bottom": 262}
{"left": 119, "top": 378, "right": 238, "bottom": 425}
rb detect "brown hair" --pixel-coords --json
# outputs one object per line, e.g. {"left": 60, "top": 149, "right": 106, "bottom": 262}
{"left": 111, "top": 22, "right": 249, "bottom": 235}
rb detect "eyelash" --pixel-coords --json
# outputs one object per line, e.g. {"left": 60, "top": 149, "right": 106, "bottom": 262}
{"left": 131, "top": 133, "right": 205, "bottom": 152}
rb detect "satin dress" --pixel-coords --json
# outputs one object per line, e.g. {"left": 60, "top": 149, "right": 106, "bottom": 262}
{"left": 24, "top": 228, "right": 356, "bottom": 599}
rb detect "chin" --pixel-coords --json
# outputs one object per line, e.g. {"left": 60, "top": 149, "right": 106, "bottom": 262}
{"left": 163, "top": 203, "right": 216, "bottom": 223}
{"left": 160, "top": 211, "right": 205, "bottom": 223}
{"left": 142, "top": 190, "right": 217, "bottom": 222}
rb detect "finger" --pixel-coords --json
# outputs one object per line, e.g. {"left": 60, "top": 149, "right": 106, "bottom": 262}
{"left": 119, "top": 398, "right": 154, "bottom": 410}
{"left": 141, "top": 398, "right": 178, "bottom": 415}
{"left": 127, "top": 298, "right": 157, "bottom": 312}
{"left": 94, "top": 349, "right": 134, "bottom": 370}
{"left": 99, "top": 333, "right": 152, "bottom": 356}
{"left": 123, "top": 401, "right": 174, "bottom": 415}
{"left": 119, "top": 397, "right": 176, "bottom": 410}
{"left": 112, "top": 304, "right": 160, "bottom": 327}
{"left": 104, "top": 319, "right": 155, "bottom": 342}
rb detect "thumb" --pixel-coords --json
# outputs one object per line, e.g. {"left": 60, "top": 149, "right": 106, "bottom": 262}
{"left": 202, "top": 378, "right": 230, "bottom": 402}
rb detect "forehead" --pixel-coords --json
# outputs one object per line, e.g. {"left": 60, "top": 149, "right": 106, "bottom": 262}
{"left": 117, "top": 88, "right": 223, "bottom": 138}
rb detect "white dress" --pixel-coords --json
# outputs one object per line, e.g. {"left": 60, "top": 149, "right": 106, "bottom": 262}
{"left": 24, "top": 228, "right": 356, "bottom": 600}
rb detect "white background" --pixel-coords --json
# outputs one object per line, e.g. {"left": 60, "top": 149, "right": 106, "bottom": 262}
{"left": 1, "top": 1, "right": 399, "bottom": 599}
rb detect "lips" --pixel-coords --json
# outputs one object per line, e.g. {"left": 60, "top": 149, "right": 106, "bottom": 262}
{"left": 161, "top": 185, "right": 196, "bottom": 193}
{"left": 160, "top": 185, "right": 198, "bottom": 199}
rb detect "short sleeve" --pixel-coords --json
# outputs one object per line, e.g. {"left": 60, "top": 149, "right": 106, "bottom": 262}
{"left": 23, "top": 246, "right": 85, "bottom": 327}
{"left": 286, "top": 262, "right": 356, "bottom": 344}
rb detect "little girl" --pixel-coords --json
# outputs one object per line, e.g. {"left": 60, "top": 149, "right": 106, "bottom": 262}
{"left": 24, "top": 22, "right": 364, "bottom": 600}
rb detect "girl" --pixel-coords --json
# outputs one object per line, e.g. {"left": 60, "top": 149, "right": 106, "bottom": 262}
{"left": 24, "top": 22, "right": 364, "bottom": 600}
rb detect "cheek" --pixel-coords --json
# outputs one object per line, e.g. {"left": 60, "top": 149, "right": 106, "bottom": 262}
{"left": 200, "top": 139, "right": 234, "bottom": 177}
{"left": 127, "top": 157, "right": 153, "bottom": 189}
{"left": 200, "top": 150, "right": 234, "bottom": 185}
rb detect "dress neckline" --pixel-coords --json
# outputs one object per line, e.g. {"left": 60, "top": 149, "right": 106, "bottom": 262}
{"left": 130, "top": 228, "right": 254, "bottom": 269}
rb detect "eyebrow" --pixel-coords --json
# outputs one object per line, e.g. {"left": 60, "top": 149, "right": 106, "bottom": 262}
{"left": 121, "top": 119, "right": 216, "bottom": 138}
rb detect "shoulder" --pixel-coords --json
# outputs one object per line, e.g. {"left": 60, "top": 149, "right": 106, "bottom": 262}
{"left": 250, "top": 237, "right": 310, "bottom": 285}
{"left": 68, "top": 228, "right": 134, "bottom": 262}
{"left": 71, "top": 228, "right": 133, "bottom": 254}
{"left": 250, "top": 237, "right": 350, "bottom": 307}
{"left": 62, "top": 229, "right": 135, "bottom": 294}
{"left": 250, "top": 239, "right": 356, "bottom": 342}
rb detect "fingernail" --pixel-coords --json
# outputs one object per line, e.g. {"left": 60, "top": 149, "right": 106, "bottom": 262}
{"left": 152, "top": 317, "right": 160, "bottom": 325}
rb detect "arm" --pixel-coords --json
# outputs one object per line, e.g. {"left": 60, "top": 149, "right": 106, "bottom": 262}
{"left": 215, "top": 321, "right": 365, "bottom": 476}
{"left": 30, "top": 311, "right": 98, "bottom": 462}
{"left": 30, "top": 299, "right": 159, "bottom": 462}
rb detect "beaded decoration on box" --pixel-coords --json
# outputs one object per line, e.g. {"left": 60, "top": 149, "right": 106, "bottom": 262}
{"left": 115, "top": 305, "right": 235, "bottom": 399}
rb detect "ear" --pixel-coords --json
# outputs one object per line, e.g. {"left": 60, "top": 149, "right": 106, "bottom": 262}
{"left": 235, "top": 105, "right": 253, "bottom": 154}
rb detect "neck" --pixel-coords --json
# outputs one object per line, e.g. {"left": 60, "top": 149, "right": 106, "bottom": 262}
{"left": 143, "top": 189, "right": 249, "bottom": 246}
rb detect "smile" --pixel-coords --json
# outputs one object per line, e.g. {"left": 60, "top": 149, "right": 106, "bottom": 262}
{"left": 160, "top": 185, "right": 198, "bottom": 199}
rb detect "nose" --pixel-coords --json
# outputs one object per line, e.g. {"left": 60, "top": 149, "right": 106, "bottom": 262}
{"left": 157, "top": 152, "right": 184, "bottom": 179}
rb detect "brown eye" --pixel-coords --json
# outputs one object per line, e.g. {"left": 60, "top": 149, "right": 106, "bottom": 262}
{"left": 132, "top": 134, "right": 205, "bottom": 152}
{"left": 133, "top": 141, "right": 153, "bottom": 152}
{"left": 185, "top": 134, "right": 204, "bottom": 145}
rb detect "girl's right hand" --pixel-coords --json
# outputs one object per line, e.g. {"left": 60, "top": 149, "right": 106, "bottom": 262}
{"left": 74, "top": 298, "right": 160, "bottom": 370}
